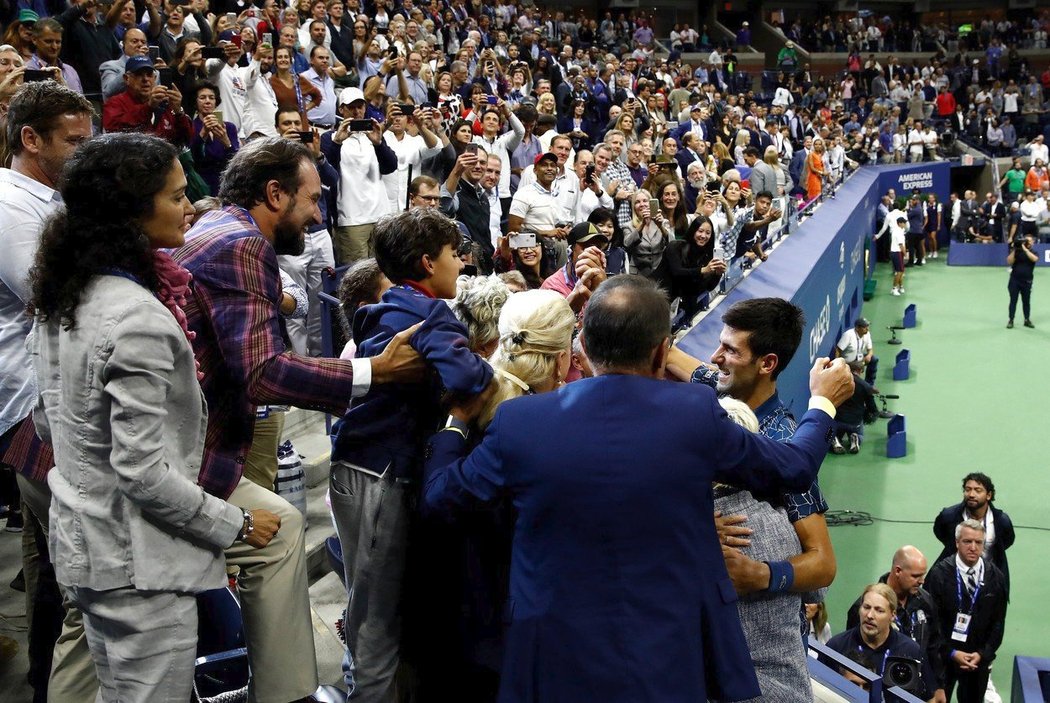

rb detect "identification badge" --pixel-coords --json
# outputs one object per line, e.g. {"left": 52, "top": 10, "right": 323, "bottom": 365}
{"left": 951, "top": 612, "right": 972, "bottom": 642}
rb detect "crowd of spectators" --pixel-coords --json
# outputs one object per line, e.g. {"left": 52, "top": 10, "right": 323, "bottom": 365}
{"left": 0, "top": 2, "right": 1032, "bottom": 703}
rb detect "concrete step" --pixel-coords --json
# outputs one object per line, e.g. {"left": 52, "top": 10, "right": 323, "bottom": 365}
{"left": 310, "top": 570, "right": 349, "bottom": 690}
{"left": 302, "top": 481, "right": 337, "bottom": 584}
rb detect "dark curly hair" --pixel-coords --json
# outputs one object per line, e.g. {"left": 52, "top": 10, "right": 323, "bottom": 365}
{"left": 30, "top": 133, "right": 179, "bottom": 330}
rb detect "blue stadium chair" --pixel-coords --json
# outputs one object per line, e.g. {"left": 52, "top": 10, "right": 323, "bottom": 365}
{"left": 319, "top": 265, "right": 351, "bottom": 434}
{"left": 887, "top": 414, "right": 907, "bottom": 459}
{"left": 893, "top": 349, "right": 910, "bottom": 381}
{"left": 193, "top": 587, "right": 249, "bottom": 702}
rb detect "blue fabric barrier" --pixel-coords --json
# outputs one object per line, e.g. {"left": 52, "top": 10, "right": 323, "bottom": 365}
{"left": 948, "top": 242, "right": 1050, "bottom": 266}
{"left": 677, "top": 163, "right": 951, "bottom": 415}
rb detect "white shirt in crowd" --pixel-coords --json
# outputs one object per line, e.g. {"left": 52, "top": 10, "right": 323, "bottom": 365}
{"left": 836, "top": 327, "right": 873, "bottom": 366}
{"left": 336, "top": 133, "right": 390, "bottom": 227}
{"left": 381, "top": 131, "right": 442, "bottom": 213}
{"left": 473, "top": 112, "right": 526, "bottom": 196}
{"left": 240, "top": 59, "right": 279, "bottom": 139}
{"left": 1029, "top": 141, "right": 1049, "bottom": 164}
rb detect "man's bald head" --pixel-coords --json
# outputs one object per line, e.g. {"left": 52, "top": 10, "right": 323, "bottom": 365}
{"left": 582, "top": 276, "right": 670, "bottom": 373}
{"left": 891, "top": 545, "right": 926, "bottom": 571}
{"left": 888, "top": 545, "right": 928, "bottom": 598}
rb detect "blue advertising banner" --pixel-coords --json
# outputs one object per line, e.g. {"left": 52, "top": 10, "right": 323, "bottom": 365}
{"left": 876, "top": 161, "right": 951, "bottom": 205}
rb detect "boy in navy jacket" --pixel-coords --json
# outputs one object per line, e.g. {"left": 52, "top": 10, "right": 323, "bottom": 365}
{"left": 329, "top": 208, "right": 492, "bottom": 700}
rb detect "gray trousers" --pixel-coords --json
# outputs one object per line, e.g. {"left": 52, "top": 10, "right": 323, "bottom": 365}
{"left": 330, "top": 461, "right": 412, "bottom": 703}
{"left": 63, "top": 586, "right": 197, "bottom": 703}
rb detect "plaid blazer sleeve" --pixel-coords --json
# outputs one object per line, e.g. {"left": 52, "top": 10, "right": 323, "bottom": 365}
{"left": 197, "top": 235, "right": 357, "bottom": 414}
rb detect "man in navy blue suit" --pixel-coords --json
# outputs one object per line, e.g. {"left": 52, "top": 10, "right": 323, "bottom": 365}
{"left": 673, "top": 104, "right": 713, "bottom": 145}
{"left": 422, "top": 276, "right": 855, "bottom": 703}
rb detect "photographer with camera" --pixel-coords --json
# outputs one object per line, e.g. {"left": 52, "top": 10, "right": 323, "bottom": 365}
{"left": 1006, "top": 232, "right": 1037, "bottom": 328}
{"left": 822, "top": 583, "right": 937, "bottom": 701}
{"left": 845, "top": 547, "right": 947, "bottom": 703}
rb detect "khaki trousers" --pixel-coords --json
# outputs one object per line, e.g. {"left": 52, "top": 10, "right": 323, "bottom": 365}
{"left": 225, "top": 477, "right": 318, "bottom": 702}
{"left": 333, "top": 223, "right": 375, "bottom": 265}
{"left": 242, "top": 412, "right": 285, "bottom": 492}
{"left": 15, "top": 474, "right": 98, "bottom": 703}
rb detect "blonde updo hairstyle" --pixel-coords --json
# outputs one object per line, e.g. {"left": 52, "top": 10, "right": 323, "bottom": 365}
{"left": 477, "top": 290, "right": 576, "bottom": 428}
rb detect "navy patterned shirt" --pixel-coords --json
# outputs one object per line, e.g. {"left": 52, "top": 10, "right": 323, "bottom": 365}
{"left": 690, "top": 365, "right": 828, "bottom": 522}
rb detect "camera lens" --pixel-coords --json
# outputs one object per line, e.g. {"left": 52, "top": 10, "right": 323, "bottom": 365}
{"left": 888, "top": 662, "right": 914, "bottom": 683}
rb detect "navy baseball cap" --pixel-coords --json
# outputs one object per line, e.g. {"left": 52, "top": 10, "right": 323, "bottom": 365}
{"left": 125, "top": 55, "right": 155, "bottom": 74}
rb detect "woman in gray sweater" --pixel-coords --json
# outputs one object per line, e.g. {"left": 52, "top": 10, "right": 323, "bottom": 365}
{"left": 29, "top": 133, "right": 279, "bottom": 702}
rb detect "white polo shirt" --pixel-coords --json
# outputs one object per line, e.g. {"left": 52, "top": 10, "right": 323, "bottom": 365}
{"left": 509, "top": 180, "right": 567, "bottom": 232}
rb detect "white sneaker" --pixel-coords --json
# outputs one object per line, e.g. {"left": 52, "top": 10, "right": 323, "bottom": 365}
{"left": 899, "top": 286, "right": 905, "bottom": 293}
{"left": 985, "top": 676, "right": 1002, "bottom": 703}
{"left": 891, "top": 287, "right": 901, "bottom": 296}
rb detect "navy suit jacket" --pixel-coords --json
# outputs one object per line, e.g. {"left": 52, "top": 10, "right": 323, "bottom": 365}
{"left": 423, "top": 374, "right": 834, "bottom": 703}
{"left": 673, "top": 118, "right": 713, "bottom": 145}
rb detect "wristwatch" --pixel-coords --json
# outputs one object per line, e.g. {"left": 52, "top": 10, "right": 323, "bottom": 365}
{"left": 443, "top": 415, "right": 470, "bottom": 440}
{"left": 237, "top": 509, "right": 254, "bottom": 542}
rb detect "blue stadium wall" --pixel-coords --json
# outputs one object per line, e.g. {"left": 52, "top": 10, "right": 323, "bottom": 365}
{"left": 677, "top": 161, "right": 951, "bottom": 417}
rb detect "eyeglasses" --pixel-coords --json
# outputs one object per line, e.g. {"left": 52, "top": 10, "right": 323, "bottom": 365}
{"left": 414, "top": 194, "right": 440, "bottom": 203}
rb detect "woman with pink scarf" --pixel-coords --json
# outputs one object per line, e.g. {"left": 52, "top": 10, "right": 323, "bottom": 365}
{"left": 28, "top": 133, "right": 279, "bottom": 703}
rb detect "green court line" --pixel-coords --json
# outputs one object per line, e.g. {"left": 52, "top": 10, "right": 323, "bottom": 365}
{"left": 818, "top": 255, "right": 1050, "bottom": 698}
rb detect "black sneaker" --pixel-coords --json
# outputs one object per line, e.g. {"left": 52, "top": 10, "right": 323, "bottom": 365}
{"left": 849, "top": 433, "right": 861, "bottom": 454}
{"left": 4, "top": 511, "right": 22, "bottom": 533}
{"left": 1024, "top": 319, "right": 1035, "bottom": 328}
{"left": 1007, "top": 320, "right": 1014, "bottom": 328}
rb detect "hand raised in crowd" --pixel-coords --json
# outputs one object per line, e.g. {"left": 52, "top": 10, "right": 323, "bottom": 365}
{"left": 148, "top": 84, "right": 169, "bottom": 109}
{"left": 701, "top": 257, "right": 727, "bottom": 276}
{"left": 715, "top": 511, "right": 752, "bottom": 548}
{"left": 223, "top": 41, "right": 242, "bottom": 65}
{"left": 243, "top": 509, "right": 281, "bottom": 549}
{"left": 453, "top": 150, "right": 478, "bottom": 174}
{"left": 201, "top": 113, "right": 221, "bottom": 139}
{"left": 167, "top": 84, "right": 184, "bottom": 111}
{"left": 370, "top": 322, "right": 426, "bottom": 384}
{"left": 365, "top": 117, "right": 385, "bottom": 145}
{"left": 333, "top": 117, "right": 352, "bottom": 145}
{"left": 808, "top": 357, "right": 854, "bottom": 407}
{"left": 545, "top": 223, "right": 572, "bottom": 239}
{"left": 0, "top": 65, "right": 25, "bottom": 103}
{"left": 304, "top": 127, "right": 321, "bottom": 158}
{"left": 574, "top": 245, "right": 608, "bottom": 295}
{"left": 255, "top": 44, "right": 274, "bottom": 62}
